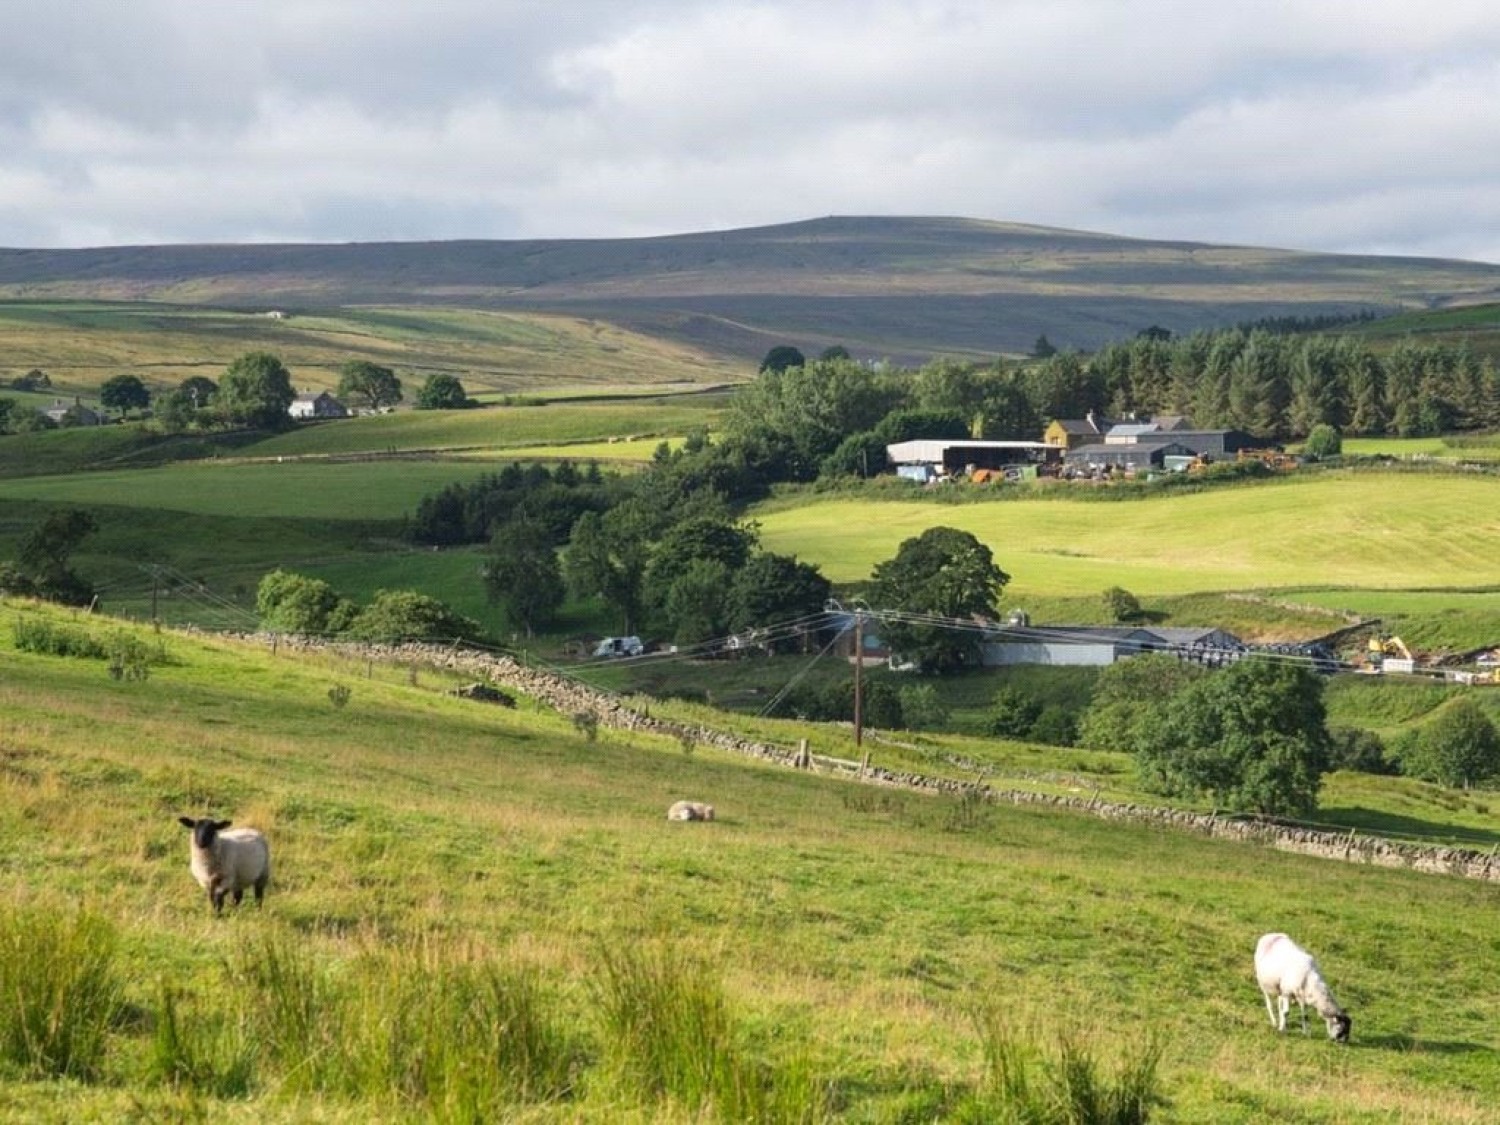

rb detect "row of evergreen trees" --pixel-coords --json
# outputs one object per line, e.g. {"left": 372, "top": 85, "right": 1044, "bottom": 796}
{"left": 1053, "top": 329, "right": 1500, "bottom": 440}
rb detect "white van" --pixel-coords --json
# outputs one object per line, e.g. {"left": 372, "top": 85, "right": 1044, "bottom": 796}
{"left": 594, "top": 636, "right": 644, "bottom": 658}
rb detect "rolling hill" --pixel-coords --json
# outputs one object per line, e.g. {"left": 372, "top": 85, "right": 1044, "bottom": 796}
{"left": 6, "top": 216, "right": 1500, "bottom": 363}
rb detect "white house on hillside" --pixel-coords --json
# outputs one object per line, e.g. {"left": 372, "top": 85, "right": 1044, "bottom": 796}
{"left": 289, "top": 392, "right": 349, "bottom": 420}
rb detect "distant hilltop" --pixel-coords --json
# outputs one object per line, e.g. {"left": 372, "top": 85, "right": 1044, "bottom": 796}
{"left": 3, "top": 216, "right": 1499, "bottom": 360}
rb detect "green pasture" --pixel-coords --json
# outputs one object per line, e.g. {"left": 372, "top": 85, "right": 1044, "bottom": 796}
{"left": 1279, "top": 588, "right": 1500, "bottom": 653}
{"left": 0, "top": 460, "right": 499, "bottom": 520}
{"left": 2, "top": 600, "right": 1499, "bottom": 1122}
{"left": 754, "top": 473, "right": 1500, "bottom": 595}
{"left": 239, "top": 399, "right": 718, "bottom": 458}
{"left": 0, "top": 299, "right": 749, "bottom": 396}
{"left": 1342, "top": 434, "right": 1500, "bottom": 462}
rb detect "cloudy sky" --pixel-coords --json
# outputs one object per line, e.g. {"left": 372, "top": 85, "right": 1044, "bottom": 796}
{"left": 2, "top": 1, "right": 1498, "bottom": 261}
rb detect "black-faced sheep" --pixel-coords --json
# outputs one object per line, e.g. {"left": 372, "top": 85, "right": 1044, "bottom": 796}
{"left": 178, "top": 816, "right": 271, "bottom": 914}
{"left": 1254, "top": 932, "right": 1351, "bottom": 1042}
{"left": 666, "top": 800, "right": 715, "bottom": 822}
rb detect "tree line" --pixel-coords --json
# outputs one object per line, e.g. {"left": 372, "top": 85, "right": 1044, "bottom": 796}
{"left": 0, "top": 353, "right": 476, "bottom": 434}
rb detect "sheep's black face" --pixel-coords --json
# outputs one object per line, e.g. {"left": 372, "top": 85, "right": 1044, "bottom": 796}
{"left": 1329, "top": 1014, "right": 1351, "bottom": 1043}
{"left": 180, "top": 816, "right": 231, "bottom": 849}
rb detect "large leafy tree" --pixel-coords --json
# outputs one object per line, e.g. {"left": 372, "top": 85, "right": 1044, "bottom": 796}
{"left": 1138, "top": 657, "right": 1331, "bottom": 816}
{"left": 663, "top": 559, "right": 733, "bottom": 646}
{"left": 868, "top": 526, "right": 1009, "bottom": 673}
{"left": 255, "top": 569, "right": 358, "bottom": 635}
{"left": 564, "top": 509, "right": 650, "bottom": 634}
{"left": 728, "top": 552, "right": 832, "bottom": 650}
{"left": 415, "top": 373, "right": 472, "bottom": 410}
{"left": 724, "top": 358, "right": 897, "bottom": 481}
{"left": 337, "top": 361, "right": 403, "bottom": 411}
{"left": 482, "top": 515, "right": 565, "bottom": 638}
{"left": 1404, "top": 699, "right": 1500, "bottom": 789}
{"left": 3, "top": 508, "right": 98, "bottom": 605}
{"left": 99, "top": 374, "right": 151, "bottom": 417}
{"left": 218, "top": 352, "right": 295, "bottom": 429}
{"left": 758, "top": 345, "right": 805, "bottom": 374}
{"left": 638, "top": 516, "right": 754, "bottom": 626}
{"left": 346, "top": 589, "right": 482, "bottom": 643}
{"left": 1077, "top": 653, "right": 1204, "bottom": 751}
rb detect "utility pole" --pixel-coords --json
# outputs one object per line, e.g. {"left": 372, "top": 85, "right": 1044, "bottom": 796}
{"left": 854, "top": 608, "right": 868, "bottom": 775}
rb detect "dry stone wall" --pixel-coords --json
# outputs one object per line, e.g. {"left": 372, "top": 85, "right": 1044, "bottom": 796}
{"left": 260, "top": 635, "right": 1500, "bottom": 885}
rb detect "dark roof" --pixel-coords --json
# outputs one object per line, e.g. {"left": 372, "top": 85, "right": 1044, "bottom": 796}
{"left": 984, "top": 624, "right": 1243, "bottom": 649}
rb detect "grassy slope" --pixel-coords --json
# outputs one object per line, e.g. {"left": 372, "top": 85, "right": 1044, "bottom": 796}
{"left": 752, "top": 472, "right": 1500, "bottom": 595}
{"left": 2, "top": 600, "right": 1499, "bottom": 1122}
{"left": 0, "top": 300, "right": 749, "bottom": 397}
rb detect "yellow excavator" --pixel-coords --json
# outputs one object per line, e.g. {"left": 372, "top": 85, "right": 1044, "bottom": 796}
{"left": 1366, "top": 634, "right": 1415, "bottom": 672}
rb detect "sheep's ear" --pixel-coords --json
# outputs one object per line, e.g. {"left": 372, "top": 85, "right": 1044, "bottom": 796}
{"left": 178, "top": 816, "right": 196, "bottom": 829}
{"left": 215, "top": 819, "right": 233, "bottom": 830}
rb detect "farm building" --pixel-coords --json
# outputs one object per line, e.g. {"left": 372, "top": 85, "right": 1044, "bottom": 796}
{"left": 1043, "top": 412, "right": 1112, "bottom": 450}
{"left": 1100, "top": 426, "right": 1257, "bottom": 458}
{"left": 44, "top": 399, "right": 104, "bottom": 426}
{"left": 1065, "top": 440, "right": 1199, "bottom": 473}
{"left": 980, "top": 624, "right": 1245, "bottom": 667}
{"left": 289, "top": 392, "right": 349, "bottom": 420}
{"left": 886, "top": 439, "right": 1061, "bottom": 476}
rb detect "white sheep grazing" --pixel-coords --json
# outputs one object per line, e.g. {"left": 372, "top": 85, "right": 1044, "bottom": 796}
{"left": 178, "top": 816, "right": 271, "bottom": 914}
{"left": 666, "top": 800, "right": 715, "bottom": 822}
{"left": 1254, "top": 932, "right": 1351, "bottom": 1042}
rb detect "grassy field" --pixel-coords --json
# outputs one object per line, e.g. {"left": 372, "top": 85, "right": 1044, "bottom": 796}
{"left": 238, "top": 399, "right": 721, "bottom": 459}
{"left": 2, "top": 599, "right": 1498, "bottom": 1122}
{"left": 752, "top": 472, "right": 1500, "bottom": 596}
{"left": 1342, "top": 435, "right": 1500, "bottom": 462}
{"left": 0, "top": 300, "right": 750, "bottom": 397}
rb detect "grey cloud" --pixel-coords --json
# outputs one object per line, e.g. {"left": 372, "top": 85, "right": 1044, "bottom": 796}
{"left": 0, "top": 0, "right": 1498, "bottom": 260}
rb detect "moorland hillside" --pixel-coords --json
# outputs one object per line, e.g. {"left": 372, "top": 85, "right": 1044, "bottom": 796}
{"left": 6, "top": 216, "right": 1500, "bottom": 361}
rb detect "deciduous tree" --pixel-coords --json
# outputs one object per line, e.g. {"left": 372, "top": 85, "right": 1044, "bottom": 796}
{"left": 1136, "top": 657, "right": 1331, "bottom": 816}
{"left": 100, "top": 374, "right": 151, "bottom": 417}
{"left": 869, "top": 526, "right": 1009, "bottom": 673}
{"left": 1405, "top": 698, "right": 1500, "bottom": 789}
{"left": 218, "top": 352, "right": 295, "bottom": 428}
{"left": 337, "top": 361, "right": 403, "bottom": 411}
{"left": 415, "top": 373, "right": 472, "bottom": 410}
{"left": 483, "top": 515, "right": 564, "bottom": 638}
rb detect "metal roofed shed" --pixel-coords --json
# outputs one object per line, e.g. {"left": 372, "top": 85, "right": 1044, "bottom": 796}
{"left": 886, "top": 439, "right": 1060, "bottom": 475}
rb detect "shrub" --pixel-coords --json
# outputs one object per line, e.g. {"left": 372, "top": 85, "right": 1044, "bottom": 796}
{"left": 1328, "top": 726, "right": 1395, "bottom": 775}
{"left": 1030, "top": 704, "right": 1079, "bottom": 747}
{"left": 1102, "top": 586, "right": 1142, "bottom": 622}
{"left": 572, "top": 710, "right": 600, "bottom": 742}
{"left": 987, "top": 687, "right": 1042, "bottom": 739}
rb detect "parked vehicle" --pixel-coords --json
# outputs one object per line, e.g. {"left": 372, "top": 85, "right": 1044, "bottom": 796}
{"left": 593, "top": 636, "right": 644, "bottom": 658}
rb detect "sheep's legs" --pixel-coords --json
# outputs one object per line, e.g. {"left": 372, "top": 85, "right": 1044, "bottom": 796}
{"left": 1276, "top": 995, "right": 1291, "bottom": 1032}
{"left": 1263, "top": 992, "right": 1281, "bottom": 1029}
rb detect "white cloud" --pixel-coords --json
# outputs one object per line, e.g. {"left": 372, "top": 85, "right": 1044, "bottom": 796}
{"left": 0, "top": 0, "right": 1498, "bottom": 260}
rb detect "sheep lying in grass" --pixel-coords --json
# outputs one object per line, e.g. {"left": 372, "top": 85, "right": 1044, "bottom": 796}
{"left": 1254, "top": 932, "right": 1351, "bottom": 1042}
{"left": 666, "top": 800, "right": 715, "bottom": 822}
{"left": 178, "top": 816, "right": 271, "bottom": 914}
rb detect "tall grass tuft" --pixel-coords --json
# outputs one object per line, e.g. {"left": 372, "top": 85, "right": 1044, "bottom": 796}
{"left": 968, "top": 1009, "right": 1165, "bottom": 1125}
{"left": 594, "top": 945, "right": 830, "bottom": 1123}
{"left": 0, "top": 902, "right": 125, "bottom": 1080}
{"left": 235, "top": 932, "right": 580, "bottom": 1118}
{"left": 147, "top": 983, "right": 256, "bottom": 1098}
{"left": 236, "top": 932, "right": 345, "bottom": 1096}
